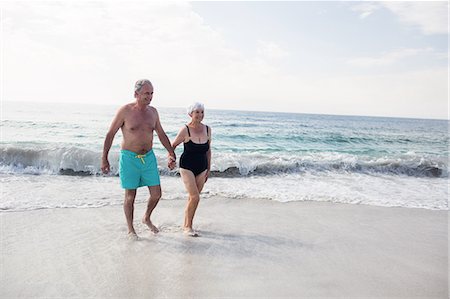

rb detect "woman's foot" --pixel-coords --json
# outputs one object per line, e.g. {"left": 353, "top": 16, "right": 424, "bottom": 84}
{"left": 127, "top": 232, "right": 140, "bottom": 241}
{"left": 183, "top": 228, "right": 199, "bottom": 237}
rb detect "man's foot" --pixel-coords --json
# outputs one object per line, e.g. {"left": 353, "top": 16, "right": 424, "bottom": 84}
{"left": 142, "top": 219, "right": 159, "bottom": 234}
{"left": 183, "top": 228, "right": 199, "bottom": 237}
{"left": 128, "top": 232, "right": 139, "bottom": 241}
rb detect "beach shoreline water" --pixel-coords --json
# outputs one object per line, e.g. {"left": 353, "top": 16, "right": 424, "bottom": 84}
{"left": 2, "top": 102, "right": 448, "bottom": 212}
{"left": 1, "top": 197, "right": 447, "bottom": 298}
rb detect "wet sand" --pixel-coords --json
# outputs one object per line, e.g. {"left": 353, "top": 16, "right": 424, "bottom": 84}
{"left": 1, "top": 198, "right": 448, "bottom": 298}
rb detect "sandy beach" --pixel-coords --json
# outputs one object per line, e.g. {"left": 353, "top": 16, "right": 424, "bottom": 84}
{"left": 2, "top": 1, "right": 449, "bottom": 298}
{"left": 1, "top": 197, "right": 447, "bottom": 298}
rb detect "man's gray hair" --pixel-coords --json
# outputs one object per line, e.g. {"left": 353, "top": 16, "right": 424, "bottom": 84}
{"left": 134, "top": 79, "right": 152, "bottom": 93}
{"left": 187, "top": 102, "right": 205, "bottom": 115}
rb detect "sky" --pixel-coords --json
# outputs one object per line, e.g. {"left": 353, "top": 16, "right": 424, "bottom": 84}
{"left": 1, "top": 1, "right": 448, "bottom": 119}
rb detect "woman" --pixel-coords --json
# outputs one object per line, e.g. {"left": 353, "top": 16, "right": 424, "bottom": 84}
{"left": 171, "top": 102, "right": 211, "bottom": 237}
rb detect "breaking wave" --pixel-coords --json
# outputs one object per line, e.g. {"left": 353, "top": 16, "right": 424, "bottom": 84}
{"left": 1, "top": 146, "right": 447, "bottom": 178}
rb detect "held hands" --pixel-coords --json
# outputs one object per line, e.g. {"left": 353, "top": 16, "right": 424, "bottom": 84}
{"left": 168, "top": 153, "right": 176, "bottom": 170}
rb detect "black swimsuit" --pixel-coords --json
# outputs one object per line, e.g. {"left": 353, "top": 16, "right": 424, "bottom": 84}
{"left": 180, "top": 125, "right": 210, "bottom": 176}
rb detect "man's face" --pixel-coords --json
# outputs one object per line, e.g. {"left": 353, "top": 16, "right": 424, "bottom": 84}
{"left": 135, "top": 83, "right": 153, "bottom": 105}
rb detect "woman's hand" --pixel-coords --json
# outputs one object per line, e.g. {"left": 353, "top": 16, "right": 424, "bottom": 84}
{"left": 168, "top": 154, "right": 176, "bottom": 170}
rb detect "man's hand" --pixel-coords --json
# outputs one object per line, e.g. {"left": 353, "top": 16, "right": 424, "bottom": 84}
{"left": 168, "top": 154, "right": 176, "bottom": 170}
{"left": 101, "top": 159, "right": 110, "bottom": 174}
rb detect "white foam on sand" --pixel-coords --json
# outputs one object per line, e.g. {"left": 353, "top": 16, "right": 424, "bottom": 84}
{"left": 2, "top": 173, "right": 447, "bottom": 212}
{"left": 1, "top": 198, "right": 448, "bottom": 298}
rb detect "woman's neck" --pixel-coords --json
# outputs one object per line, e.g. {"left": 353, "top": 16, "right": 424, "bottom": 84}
{"left": 188, "top": 121, "right": 202, "bottom": 128}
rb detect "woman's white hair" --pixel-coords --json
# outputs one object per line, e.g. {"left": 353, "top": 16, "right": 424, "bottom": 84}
{"left": 187, "top": 102, "right": 205, "bottom": 115}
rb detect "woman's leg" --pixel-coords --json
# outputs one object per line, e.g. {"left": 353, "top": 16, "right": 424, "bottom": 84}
{"left": 180, "top": 168, "right": 200, "bottom": 230}
{"left": 195, "top": 169, "right": 208, "bottom": 193}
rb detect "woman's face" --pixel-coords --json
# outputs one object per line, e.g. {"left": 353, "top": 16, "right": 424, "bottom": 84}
{"left": 191, "top": 109, "right": 204, "bottom": 122}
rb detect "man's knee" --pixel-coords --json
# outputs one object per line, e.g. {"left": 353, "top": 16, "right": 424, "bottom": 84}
{"left": 149, "top": 186, "right": 161, "bottom": 201}
{"left": 124, "top": 191, "right": 136, "bottom": 204}
{"left": 149, "top": 193, "right": 161, "bottom": 202}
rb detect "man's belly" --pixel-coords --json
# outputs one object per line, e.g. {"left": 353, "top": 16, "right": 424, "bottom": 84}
{"left": 121, "top": 138, "right": 153, "bottom": 155}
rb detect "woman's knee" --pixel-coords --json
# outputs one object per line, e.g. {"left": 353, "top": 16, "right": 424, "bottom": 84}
{"left": 189, "top": 193, "right": 200, "bottom": 202}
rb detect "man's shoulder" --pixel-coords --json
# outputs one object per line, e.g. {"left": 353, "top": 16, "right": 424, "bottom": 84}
{"left": 117, "top": 103, "right": 136, "bottom": 114}
{"left": 123, "top": 103, "right": 136, "bottom": 109}
{"left": 147, "top": 106, "right": 159, "bottom": 116}
{"left": 117, "top": 102, "right": 133, "bottom": 111}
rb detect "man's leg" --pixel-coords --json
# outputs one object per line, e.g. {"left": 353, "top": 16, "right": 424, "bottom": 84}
{"left": 124, "top": 189, "right": 137, "bottom": 235}
{"left": 142, "top": 185, "right": 161, "bottom": 233}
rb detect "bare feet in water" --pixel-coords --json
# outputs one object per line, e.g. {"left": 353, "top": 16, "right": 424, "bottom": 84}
{"left": 128, "top": 232, "right": 139, "bottom": 241}
{"left": 183, "top": 228, "right": 199, "bottom": 237}
{"left": 142, "top": 218, "right": 159, "bottom": 234}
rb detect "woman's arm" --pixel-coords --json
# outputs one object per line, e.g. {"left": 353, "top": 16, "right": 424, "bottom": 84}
{"left": 205, "top": 127, "right": 212, "bottom": 182}
{"left": 171, "top": 126, "right": 188, "bottom": 150}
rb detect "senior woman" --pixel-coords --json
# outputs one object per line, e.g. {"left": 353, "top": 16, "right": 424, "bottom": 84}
{"left": 171, "top": 102, "right": 211, "bottom": 237}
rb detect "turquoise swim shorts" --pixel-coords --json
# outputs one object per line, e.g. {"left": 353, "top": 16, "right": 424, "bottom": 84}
{"left": 119, "top": 149, "right": 160, "bottom": 189}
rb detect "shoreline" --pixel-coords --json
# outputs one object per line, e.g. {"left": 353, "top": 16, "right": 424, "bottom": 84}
{"left": 1, "top": 197, "right": 448, "bottom": 298}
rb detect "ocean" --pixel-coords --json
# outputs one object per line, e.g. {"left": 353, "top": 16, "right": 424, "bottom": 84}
{"left": 1, "top": 101, "right": 448, "bottom": 211}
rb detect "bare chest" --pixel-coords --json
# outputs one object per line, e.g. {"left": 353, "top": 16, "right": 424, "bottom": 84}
{"left": 124, "top": 110, "right": 155, "bottom": 132}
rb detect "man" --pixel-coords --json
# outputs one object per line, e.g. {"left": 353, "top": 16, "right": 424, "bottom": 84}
{"left": 101, "top": 79, "right": 176, "bottom": 238}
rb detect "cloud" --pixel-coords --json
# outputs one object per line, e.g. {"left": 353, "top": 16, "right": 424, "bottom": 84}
{"left": 266, "top": 68, "right": 448, "bottom": 119}
{"left": 2, "top": 1, "right": 447, "bottom": 119}
{"left": 350, "top": 2, "right": 380, "bottom": 19}
{"left": 256, "top": 40, "right": 289, "bottom": 60}
{"left": 349, "top": 1, "right": 448, "bottom": 35}
{"left": 2, "top": 1, "right": 294, "bottom": 111}
{"left": 348, "top": 47, "right": 435, "bottom": 67}
{"left": 381, "top": 1, "right": 448, "bottom": 35}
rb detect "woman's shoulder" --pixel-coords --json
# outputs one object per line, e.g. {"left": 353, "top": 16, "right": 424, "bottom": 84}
{"left": 178, "top": 125, "right": 189, "bottom": 134}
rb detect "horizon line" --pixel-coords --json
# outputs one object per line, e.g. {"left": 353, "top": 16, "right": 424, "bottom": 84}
{"left": 2, "top": 99, "right": 448, "bottom": 121}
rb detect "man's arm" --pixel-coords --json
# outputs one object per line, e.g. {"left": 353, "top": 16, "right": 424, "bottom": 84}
{"left": 101, "top": 107, "right": 125, "bottom": 174}
{"left": 169, "top": 126, "right": 188, "bottom": 169}
{"left": 154, "top": 109, "right": 176, "bottom": 166}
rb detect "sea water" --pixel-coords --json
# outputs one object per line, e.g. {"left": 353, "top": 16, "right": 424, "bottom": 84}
{"left": 1, "top": 101, "right": 448, "bottom": 211}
